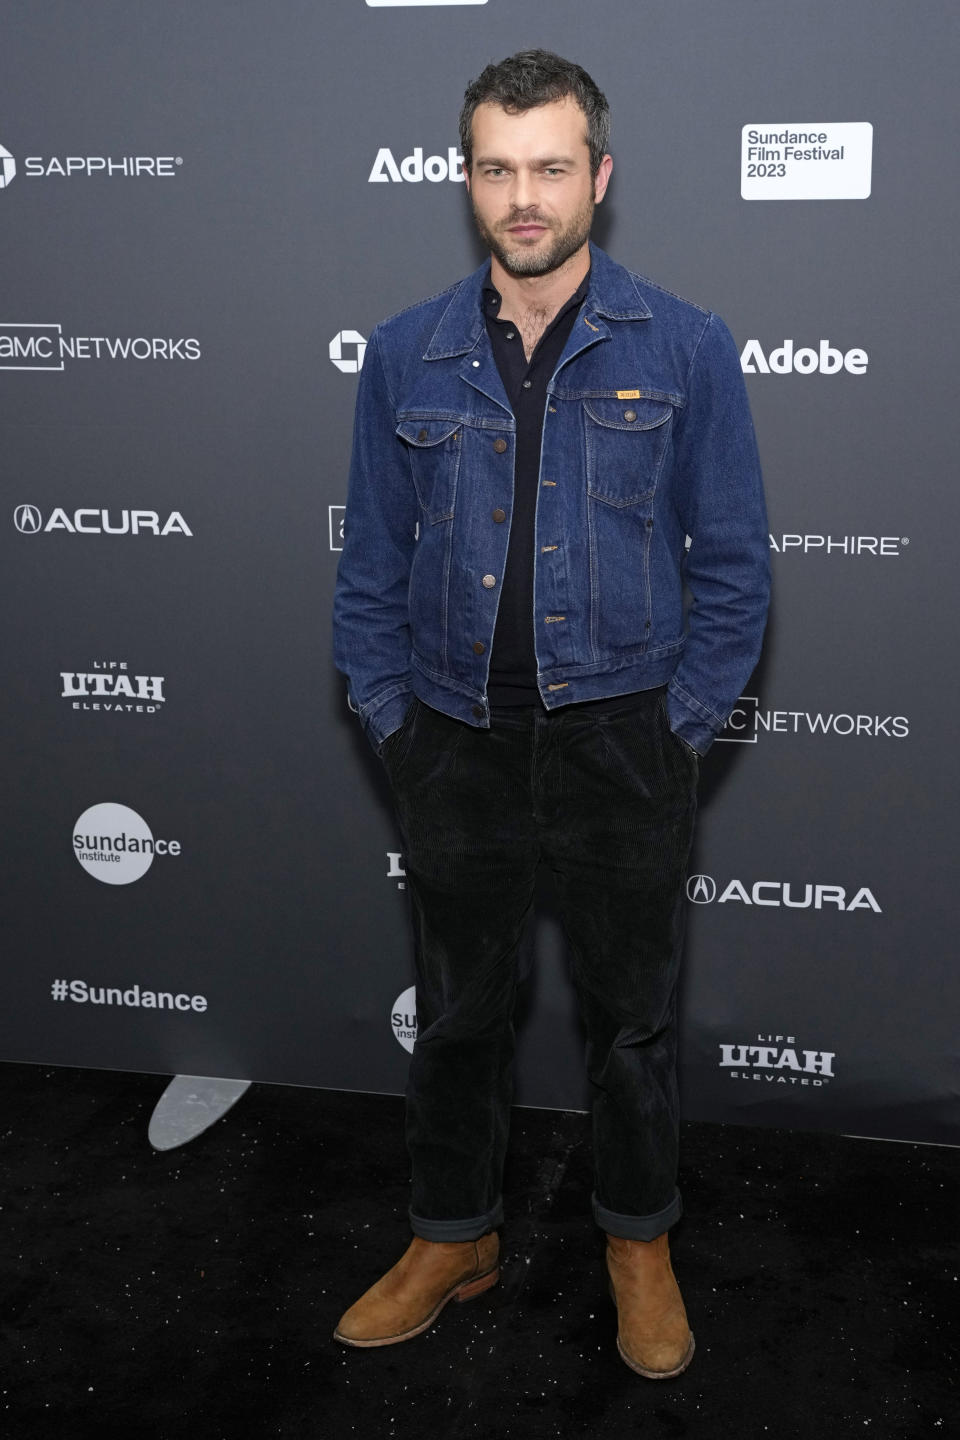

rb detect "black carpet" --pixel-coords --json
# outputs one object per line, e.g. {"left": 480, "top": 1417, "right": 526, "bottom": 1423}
{"left": 3, "top": 1060, "right": 957, "bottom": 1438}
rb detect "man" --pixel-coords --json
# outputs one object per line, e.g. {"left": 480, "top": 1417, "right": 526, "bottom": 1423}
{"left": 332, "top": 50, "right": 768, "bottom": 1379}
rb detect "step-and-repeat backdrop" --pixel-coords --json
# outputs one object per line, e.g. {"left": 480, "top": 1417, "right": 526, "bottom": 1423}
{"left": 3, "top": 2, "right": 957, "bottom": 1144}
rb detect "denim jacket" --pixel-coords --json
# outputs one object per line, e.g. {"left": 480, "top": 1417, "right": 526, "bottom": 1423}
{"left": 333, "top": 242, "right": 769, "bottom": 756}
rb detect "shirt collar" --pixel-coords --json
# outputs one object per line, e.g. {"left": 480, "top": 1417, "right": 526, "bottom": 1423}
{"left": 423, "top": 243, "right": 652, "bottom": 361}
{"left": 482, "top": 266, "right": 591, "bottom": 319}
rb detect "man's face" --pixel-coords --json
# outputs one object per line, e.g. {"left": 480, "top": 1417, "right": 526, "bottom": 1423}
{"left": 465, "top": 97, "right": 612, "bottom": 279}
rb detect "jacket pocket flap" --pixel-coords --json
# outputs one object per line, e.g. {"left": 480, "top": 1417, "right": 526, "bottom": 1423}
{"left": 583, "top": 397, "right": 673, "bottom": 432}
{"left": 397, "top": 419, "right": 462, "bottom": 447}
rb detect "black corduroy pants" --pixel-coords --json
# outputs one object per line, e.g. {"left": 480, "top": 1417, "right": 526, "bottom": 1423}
{"left": 380, "top": 684, "right": 699, "bottom": 1242}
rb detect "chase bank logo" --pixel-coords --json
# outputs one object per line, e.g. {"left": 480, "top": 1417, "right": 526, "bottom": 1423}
{"left": 329, "top": 330, "right": 366, "bottom": 374}
{"left": 14, "top": 503, "right": 42, "bottom": 533}
{"left": 0, "top": 145, "right": 16, "bottom": 189}
{"left": 686, "top": 874, "right": 717, "bottom": 904}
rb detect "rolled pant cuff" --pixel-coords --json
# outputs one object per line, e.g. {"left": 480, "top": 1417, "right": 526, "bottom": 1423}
{"left": 408, "top": 1197, "right": 504, "bottom": 1242}
{"left": 592, "top": 1189, "right": 682, "bottom": 1240}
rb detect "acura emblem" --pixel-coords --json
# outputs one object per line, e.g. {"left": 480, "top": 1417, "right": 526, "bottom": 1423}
{"left": 14, "top": 504, "right": 41, "bottom": 533}
{"left": 686, "top": 874, "right": 717, "bottom": 904}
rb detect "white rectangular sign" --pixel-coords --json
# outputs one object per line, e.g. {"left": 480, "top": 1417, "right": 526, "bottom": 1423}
{"left": 741, "top": 123, "right": 873, "bottom": 200}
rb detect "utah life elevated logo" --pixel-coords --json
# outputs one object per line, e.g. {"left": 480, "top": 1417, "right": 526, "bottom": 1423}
{"left": 719, "top": 1034, "right": 835, "bottom": 1089}
{"left": 387, "top": 852, "right": 406, "bottom": 890}
{"left": 62, "top": 659, "right": 166, "bottom": 716}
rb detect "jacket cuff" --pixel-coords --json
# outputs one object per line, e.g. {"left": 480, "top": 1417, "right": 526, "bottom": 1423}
{"left": 666, "top": 681, "right": 723, "bottom": 757}
{"left": 361, "top": 686, "right": 414, "bottom": 754}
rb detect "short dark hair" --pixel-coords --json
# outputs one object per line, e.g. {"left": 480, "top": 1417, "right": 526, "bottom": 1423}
{"left": 459, "top": 49, "right": 610, "bottom": 176}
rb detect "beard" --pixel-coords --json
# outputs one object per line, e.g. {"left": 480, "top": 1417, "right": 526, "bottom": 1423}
{"left": 471, "top": 192, "right": 595, "bottom": 278}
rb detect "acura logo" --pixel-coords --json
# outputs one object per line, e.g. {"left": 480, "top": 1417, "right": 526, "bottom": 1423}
{"left": 14, "top": 504, "right": 41, "bottom": 533}
{"left": 686, "top": 874, "right": 717, "bottom": 904}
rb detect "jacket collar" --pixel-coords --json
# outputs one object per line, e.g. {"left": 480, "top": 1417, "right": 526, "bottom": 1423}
{"left": 423, "top": 240, "right": 652, "bottom": 361}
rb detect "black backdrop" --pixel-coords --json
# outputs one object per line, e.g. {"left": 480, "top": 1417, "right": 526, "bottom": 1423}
{"left": 2, "top": 1, "right": 957, "bottom": 1145}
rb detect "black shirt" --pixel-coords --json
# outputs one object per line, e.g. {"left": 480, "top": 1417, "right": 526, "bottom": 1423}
{"left": 482, "top": 268, "right": 591, "bottom": 705}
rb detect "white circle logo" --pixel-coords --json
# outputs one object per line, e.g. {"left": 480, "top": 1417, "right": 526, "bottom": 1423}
{"left": 0, "top": 146, "right": 16, "bottom": 190}
{"left": 73, "top": 803, "right": 167, "bottom": 885}
{"left": 329, "top": 330, "right": 367, "bottom": 374}
{"left": 14, "top": 504, "right": 42, "bottom": 533}
{"left": 391, "top": 985, "right": 417, "bottom": 1052}
{"left": 686, "top": 873, "right": 717, "bottom": 903}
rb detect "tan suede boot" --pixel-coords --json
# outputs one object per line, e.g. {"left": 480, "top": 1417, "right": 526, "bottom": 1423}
{"left": 605, "top": 1231, "right": 695, "bottom": 1379}
{"left": 333, "top": 1232, "right": 500, "bottom": 1347}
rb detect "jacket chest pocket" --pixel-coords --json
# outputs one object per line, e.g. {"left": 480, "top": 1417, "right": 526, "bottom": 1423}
{"left": 583, "top": 396, "right": 675, "bottom": 507}
{"left": 396, "top": 418, "right": 462, "bottom": 524}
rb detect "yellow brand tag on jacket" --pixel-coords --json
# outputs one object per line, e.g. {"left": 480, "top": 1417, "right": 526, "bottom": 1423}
{"left": 616, "top": 389, "right": 641, "bottom": 399}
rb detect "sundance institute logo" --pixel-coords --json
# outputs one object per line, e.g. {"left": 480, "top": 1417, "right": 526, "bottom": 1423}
{"left": 73, "top": 802, "right": 181, "bottom": 885}
{"left": 392, "top": 985, "right": 417, "bottom": 1053}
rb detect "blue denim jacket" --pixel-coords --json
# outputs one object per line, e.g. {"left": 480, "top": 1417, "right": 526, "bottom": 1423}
{"left": 333, "top": 242, "right": 769, "bottom": 755}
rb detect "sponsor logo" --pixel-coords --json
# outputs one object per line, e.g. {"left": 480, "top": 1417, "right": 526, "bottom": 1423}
{"left": 329, "top": 330, "right": 367, "bottom": 373}
{"left": 770, "top": 534, "right": 907, "bottom": 556}
{"left": 73, "top": 802, "right": 181, "bottom": 886}
{"left": 15, "top": 507, "right": 192, "bottom": 536}
{"left": 61, "top": 659, "right": 166, "bottom": 716}
{"left": 687, "top": 873, "right": 717, "bottom": 904}
{"left": 14, "top": 504, "right": 41, "bottom": 533}
{"left": 391, "top": 985, "right": 418, "bottom": 1053}
{"left": 719, "top": 695, "right": 909, "bottom": 743}
{"left": 329, "top": 505, "right": 345, "bottom": 551}
{"left": 368, "top": 146, "right": 464, "bottom": 183}
{"left": 686, "top": 874, "right": 881, "bottom": 912}
{"left": 741, "top": 123, "right": 872, "bottom": 199}
{"left": 50, "top": 978, "right": 207, "bottom": 1012}
{"left": 387, "top": 851, "right": 407, "bottom": 891}
{"left": 0, "top": 144, "right": 16, "bottom": 188}
{"left": 740, "top": 339, "right": 868, "bottom": 375}
{"left": 0, "top": 322, "right": 200, "bottom": 371}
{"left": 719, "top": 1033, "right": 835, "bottom": 1087}
{"left": 0, "top": 141, "right": 182, "bottom": 191}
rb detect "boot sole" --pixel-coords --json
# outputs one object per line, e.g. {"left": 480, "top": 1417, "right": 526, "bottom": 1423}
{"left": 333, "top": 1265, "right": 500, "bottom": 1348}
{"left": 608, "top": 1275, "right": 695, "bottom": 1379}
{"left": 616, "top": 1331, "right": 695, "bottom": 1380}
